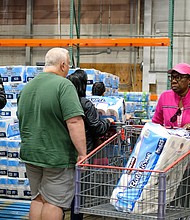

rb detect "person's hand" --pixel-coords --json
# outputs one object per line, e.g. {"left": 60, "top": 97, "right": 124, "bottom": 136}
{"left": 77, "top": 155, "right": 89, "bottom": 171}
{"left": 183, "top": 123, "right": 190, "bottom": 130}
{"left": 107, "top": 117, "right": 114, "bottom": 123}
{"left": 77, "top": 155, "right": 87, "bottom": 162}
{"left": 126, "top": 114, "right": 132, "bottom": 120}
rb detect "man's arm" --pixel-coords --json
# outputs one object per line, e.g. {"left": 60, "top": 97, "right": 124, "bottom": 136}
{"left": 66, "top": 116, "right": 87, "bottom": 162}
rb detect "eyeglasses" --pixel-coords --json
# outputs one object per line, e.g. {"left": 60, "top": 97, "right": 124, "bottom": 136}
{"left": 168, "top": 74, "right": 189, "bottom": 82}
{"left": 170, "top": 108, "right": 181, "bottom": 123}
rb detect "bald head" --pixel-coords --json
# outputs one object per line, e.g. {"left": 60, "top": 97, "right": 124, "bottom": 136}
{"left": 44, "top": 47, "right": 70, "bottom": 77}
{"left": 45, "top": 48, "right": 69, "bottom": 66}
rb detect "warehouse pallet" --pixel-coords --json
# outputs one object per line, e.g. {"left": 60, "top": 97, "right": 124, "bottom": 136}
{"left": 0, "top": 198, "right": 30, "bottom": 219}
{"left": 0, "top": 198, "right": 113, "bottom": 219}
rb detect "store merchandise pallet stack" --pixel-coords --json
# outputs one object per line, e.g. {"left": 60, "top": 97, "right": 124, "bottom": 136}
{"left": 0, "top": 199, "right": 30, "bottom": 219}
{"left": 0, "top": 66, "right": 32, "bottom": 204}
{"left": 0, "top": 198, "right": 114, "bottom": 220}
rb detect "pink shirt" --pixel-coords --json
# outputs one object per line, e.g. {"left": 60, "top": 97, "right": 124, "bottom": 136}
{"left": 152, "top": 89, "right": 190, "bottom": 127}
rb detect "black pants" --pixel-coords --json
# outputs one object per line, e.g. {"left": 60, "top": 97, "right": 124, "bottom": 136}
{"left": 171, "top": 166, "right": 190, "bottom": 208}
{"left": 70, "top": 197, "right": 83, "bottom": 220}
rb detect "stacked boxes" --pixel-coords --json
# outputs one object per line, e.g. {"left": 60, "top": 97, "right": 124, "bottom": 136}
{"left": 87, "top": 96, "right": 126, "bottom": 122}
{"left": 0, "top": 135, "right": 30, "bottom": 199}
{"left": 0, "top": 66, "right": 26, "bottom": 121}
{"left": 6, "top": 178, "right": 31, "bottom": 199}
{"left": 0, "top": 66, "right": 31, "bottom": 199}
{"left": 148, "top": 101, "right": 157, "bottom": 119}
{"left": 99, "top": 71, "right": 119, "bottom": 96}
{"left": 85, "top": 69, "right": 99, "bottom": 96}
{"left": 118, "top": 92, "right": 150, "bottom": 119}
{"left": 67, "top": 68, "right": 120, "bottom": 96}
{"left": 7, "top": 136, "right": 27, "bottom": 179}
{"left": 0, "top": 65, "right": 156, "bottom": 200}
{"left": 0, "top": 66, "right": 25, "bottom": 83}
{"left": 0, "top": 66, "right": 121, "bottom": 199}
{"left": 25, "top": 66, "right": 44, "bottom": 82}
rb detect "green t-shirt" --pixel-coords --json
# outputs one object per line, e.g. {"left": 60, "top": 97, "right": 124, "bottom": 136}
{"left": 17, "top": 72, "right": 84, "bottom": 168}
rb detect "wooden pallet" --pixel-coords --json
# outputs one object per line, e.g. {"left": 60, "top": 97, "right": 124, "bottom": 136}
{"left": 0, "top": 199, "right": 115, "bottom": 220}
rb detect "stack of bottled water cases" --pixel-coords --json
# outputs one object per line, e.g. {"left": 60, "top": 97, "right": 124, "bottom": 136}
{"left": 148, "top": 100, "right": 157, "bottom": 119}
{"left": 118, "top": 92, "right": 150, "bottom": 119}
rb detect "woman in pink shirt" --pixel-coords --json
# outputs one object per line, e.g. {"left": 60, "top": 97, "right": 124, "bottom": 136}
{"left": 152, "top": 63, "right": 190, "bottom": 129}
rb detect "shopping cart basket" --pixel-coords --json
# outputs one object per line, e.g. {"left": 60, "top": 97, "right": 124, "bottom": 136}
{"left": 75, "top": 125, "right": 190, "bottom": 220}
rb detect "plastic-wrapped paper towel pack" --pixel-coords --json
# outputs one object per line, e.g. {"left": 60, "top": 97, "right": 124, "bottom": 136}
{"left": 110, "top": 122, "right": 190, "bottom": 214}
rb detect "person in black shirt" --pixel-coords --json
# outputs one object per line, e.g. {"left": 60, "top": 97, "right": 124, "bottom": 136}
{"left": 68, "top": 69, "right": 113, "bottom": 220}
{"left": 0, "top": 76, "right": 7, "bottom": 109}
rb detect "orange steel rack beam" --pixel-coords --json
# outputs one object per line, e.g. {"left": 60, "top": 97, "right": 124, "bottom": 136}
{"left": 0, "top": 38, "right": 170, "bottom": 47}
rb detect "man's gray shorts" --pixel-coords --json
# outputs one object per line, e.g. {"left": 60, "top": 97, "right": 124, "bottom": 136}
{"left": 25, "top": 163, "right": 75, "bottom": 209}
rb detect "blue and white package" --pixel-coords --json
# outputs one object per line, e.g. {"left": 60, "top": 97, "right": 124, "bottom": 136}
{"left": 138, "top": 131, "right": 190, "bottom": 214}
{"left": 101, "top": 72, "right": 113, "bottom": 88}
{"left": 106, "top": 97, "right": 125, "bottom": 122}
{"left": 0, "top": 120, "right": 19, "bottom": 138}
{"left": 0, "top": 99, "right": 18, "bottom": 120}
{"left": 87, "top": 96, "right": 125, "bottom": 122}
{"left": 86, "top": 85, "right": 93, "bottom": 96}
{"left": 110, "top": 122, "right": 169, "bottom": 213}
{"left": 7, "top": 159, "right": 26, "bottom": 178}
{"left": 25, "top": 66, "right": 44, "bottom": 82}
{"left": 111, "top": 88, "right": 119, "bottom": 96}
{"left": 94, "top": 70, "right": 102, "bottom": 82}
{"left": 7, "top": 122, "right": 20, "bottom": 138}
{"left": 0, "top": 66, "right": 26, "bottom": 83}
{"left": 85, "top": 69, "right": 97, "bottom": 85}
{"left": 112, "top": 76, "right": 119, "bottom": 89}
{"left": 110, "top": 123, "right": 190, "bottom": 213}
{"left": 4, "top": 82, "right": 25, "bottom": 100}
{"left": 87, "top": 96, "right": 117, "bottom": 120}
{"left": 0, "top": 118, "right": 15, "bottom": 138}
{"left": 0, "top": 177, "right": 7, "bottom": 197}
{"left": 87, "top": 96, "right": 117, "bottom": 108}
{"left": 0, "top": 158, "right": 8, "bottom": 176}
{"left": 104, "top": 87, "right": 112, "bottom": 96}
{"left": 0, "top": 139, "right": 8, "bottom": 158}
{"left": 124, "top": 92, "right": 150, "bottom": 102}
{"left": 7, "top": 137, "right": 21, "bottom": 159}
{"left": 6, "top": 177, "right": 31, "bottom": 199}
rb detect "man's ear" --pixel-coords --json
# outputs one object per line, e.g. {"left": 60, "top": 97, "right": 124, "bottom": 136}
{"left": 60, "top": 62, "right": 65, "bottom": 72}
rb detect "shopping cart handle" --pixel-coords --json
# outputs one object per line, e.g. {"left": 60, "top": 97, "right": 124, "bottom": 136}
{"left": 111, "top": 121, "right": 144, "bottom": 129}
{"left": 111, "top": 121, "right": 125, "bottom": 126}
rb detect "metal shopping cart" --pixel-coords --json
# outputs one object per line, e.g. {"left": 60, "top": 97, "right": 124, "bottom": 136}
{"left": 75, "top": 125, "right": 190, "bottom": 220}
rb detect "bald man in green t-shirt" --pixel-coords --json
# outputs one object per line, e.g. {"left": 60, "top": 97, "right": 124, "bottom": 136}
{"left": 17, "top": 47, "right": 87, "bottom": 220}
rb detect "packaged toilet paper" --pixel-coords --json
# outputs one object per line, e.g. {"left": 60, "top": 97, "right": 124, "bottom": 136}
{"left": 106, "top": 97, "right": 125, "bottom": 122}
{"left": 25, "top": 66, "right": 43, "bottom": 82}
{"left": 6, "top": 177, "right": 31, "bottom": 199}
{"left": 0, "top": 66, "right": 25, "bottom": 83}
{"left": 87, "top": 96, "right": 126, "bottom": 122}
{"left": 110, "top": 122, "right": 190, "bottom": 213}
{"left": 130, "top": 133, "right": 190, "bottom": 214}
{"left": 87, "top": 96, "right": 116, "bottom": 118}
